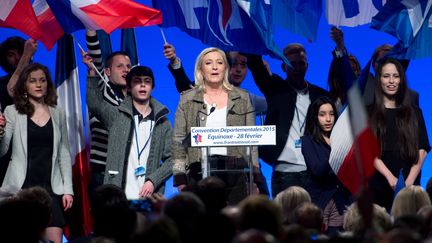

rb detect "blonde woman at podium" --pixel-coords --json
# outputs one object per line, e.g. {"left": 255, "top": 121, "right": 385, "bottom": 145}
{"left": 172, "top": 47, "right": 260, "bottom": 204}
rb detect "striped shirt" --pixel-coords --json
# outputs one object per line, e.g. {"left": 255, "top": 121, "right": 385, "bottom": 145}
{"left": 86, "top": 32, "right": 123, "bottom": 171}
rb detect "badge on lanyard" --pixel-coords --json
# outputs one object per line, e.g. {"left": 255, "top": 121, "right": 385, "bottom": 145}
{"left": 294, "top": 139, "right": 302, "bottom": 148}
{"left": 135, "top": 166, "right": 146, "bottom": 177}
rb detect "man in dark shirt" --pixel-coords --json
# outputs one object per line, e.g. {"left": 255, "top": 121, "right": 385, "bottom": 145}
{"left": 247, "top": 44, "right": 329, "bottom": 197}
{"left": 0, "top": 36, "right": 26, "bottom": 112}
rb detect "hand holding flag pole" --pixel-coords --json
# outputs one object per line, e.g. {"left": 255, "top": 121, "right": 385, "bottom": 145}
{"left": 72, "top": 35, "right": 109, "bottom": 85}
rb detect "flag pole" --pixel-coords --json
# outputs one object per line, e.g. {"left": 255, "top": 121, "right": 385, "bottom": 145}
{"left": 159, "top": 26, "right": 167, "bottom": 44}
{"left": 71, "top": 35, "right": 109, "bottom": 85}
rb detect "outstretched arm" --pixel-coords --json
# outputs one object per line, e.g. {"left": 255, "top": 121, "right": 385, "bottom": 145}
{"left": 7, "top": 39, "right": 37, "bottom": 97}
{"left": 163, "top": 43, "right": 194, "bottom": 93}
{"left": 86, "top": 29, "right": 104, "bottom": 74}
{"left": 83, "top": 51, "right": 117, "bottom": 129}
{"left": 246, "top": 54, "right": 275, "bottom": 97}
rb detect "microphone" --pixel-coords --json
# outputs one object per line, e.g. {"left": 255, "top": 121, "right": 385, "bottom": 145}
{"left": 196, "top": 105, "right": 216, "bottom": 127}
{"left": 183, "top": 105, "right": 216, "bottom": 146}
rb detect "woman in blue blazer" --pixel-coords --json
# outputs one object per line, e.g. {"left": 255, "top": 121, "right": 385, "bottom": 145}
{"left": 0, "top": 63, "right": 73, "bottom": 243}
{"left": 301, "top": 97, "right": 351, "bottom": 235}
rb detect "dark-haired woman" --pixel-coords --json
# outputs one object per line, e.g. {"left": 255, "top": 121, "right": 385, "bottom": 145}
{"left": 369, "top": 58, "right": 430, "bottom": 212}
{"left": 301, "top": 96, "right": 351, "bottom": 234}
{"left": 0, "top": 63, "right": 73, "bottom": 243}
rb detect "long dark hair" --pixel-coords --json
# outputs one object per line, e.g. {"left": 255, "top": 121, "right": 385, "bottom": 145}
{"left": 13, "top": 63, "right": 57, "bottom": 116}
{"left": 369, "top": 58, "right": 418, "bottom": 164}
{"left": 304, "top": 96, "right": 338, "bottom": 144}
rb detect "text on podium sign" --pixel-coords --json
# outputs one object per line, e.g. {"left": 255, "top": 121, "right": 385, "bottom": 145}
{"left": 190, "top": 125, "right": 276, "bottom": 147}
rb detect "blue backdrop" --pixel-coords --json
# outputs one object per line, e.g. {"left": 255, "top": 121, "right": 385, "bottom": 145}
{"left": 1, "top": 1, "right": 431, "bottom": 198}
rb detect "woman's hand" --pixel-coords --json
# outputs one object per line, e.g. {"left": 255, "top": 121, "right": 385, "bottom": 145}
{"left": 405, "top": 177, "right": 415, "bottom": 187}
{"left": 386, "top": 174, "right": 398, "bottom": 190}
{"left": 62, "top": 194, "right": 74, "bottom": 211}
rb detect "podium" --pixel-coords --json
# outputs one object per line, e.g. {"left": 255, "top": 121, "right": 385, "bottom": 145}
{"left": 190, "top": 125, "right": 276, "bottom": 196}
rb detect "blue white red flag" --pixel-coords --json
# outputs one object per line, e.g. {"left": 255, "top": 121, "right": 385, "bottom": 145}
{"left": 371, "top": 0, "right": 432, "bottom": 59}
{"left": 153, "top": 0, "right": 286, "bottom": 61}
{"left": 0, "top": 0, "right": 42, "bottom": 40}
{"left": 327, "top": 0, "right": 387, "bottom": 27}
{"left": 33, "top": 0, "right": 162, "bottom": 50}
{"left": 272, "top": 0, "right": 322, "bottom": 41}
{"left": 329, "top": 59, "right": 380, "bottom": 195}
{"left": 55, "top": 34, "right": 92, "bottom": 238}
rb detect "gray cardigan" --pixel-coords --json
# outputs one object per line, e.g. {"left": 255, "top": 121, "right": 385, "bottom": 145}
{"left": 87, "top": 76, "right": 173, "bottom": 193}
{"left": 0, "top": 105, "right": 73, "bottom": 196}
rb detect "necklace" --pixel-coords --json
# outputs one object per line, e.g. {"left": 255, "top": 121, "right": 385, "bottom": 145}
{"left": 205, "top": 89, "right": 223, "bottom": 108}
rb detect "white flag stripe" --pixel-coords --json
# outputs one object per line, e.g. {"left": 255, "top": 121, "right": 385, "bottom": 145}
{"left": 57, "top": 68, "right": 86, "bottom": 163}
{"left": 70, "top": 2, "right": 100, "bottom": 30}
{"left": 0, "top": 0, "right": 18, "bottom": 21}
{"left": 347, "top": 83, "right": 368, "bottom": 135}
{"left": 326, "top": 0, "right": 387, "bottom": 27}
{"left": 329, "top": 107, "right": 353, "bottom": 173}
{"left": 32, "top": 0, "right": 49, "bottom": 16}
{"left": 71, "top": 0, "right": 101, "bottom": 8}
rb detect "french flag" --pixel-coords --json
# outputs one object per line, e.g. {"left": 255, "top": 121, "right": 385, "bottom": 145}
{"left": 33, "top": 0, "right": 162, "bottom": 50}
{"left": 0, "top": 0, "right": 42, "bottom": 40}
{"left": 33, "top": 0, "right": 64, "bottom": 50}
{"left": 329, "top": 59, "right": 380, "bottom": 195}
{"left": 55, "top": 35, "right": 92, "bottom": 238}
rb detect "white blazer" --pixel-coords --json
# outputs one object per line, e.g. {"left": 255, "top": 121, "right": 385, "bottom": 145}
{"left": 0, "top": 105, "right": 73, "bottom": 196}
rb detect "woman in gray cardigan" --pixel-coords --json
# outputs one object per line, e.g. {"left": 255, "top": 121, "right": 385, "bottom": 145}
{"left": 0, "top": 63, "right": 73, "bottom": 243}
{"left": 172, "top": 47, "right": 259, "bottom": 204}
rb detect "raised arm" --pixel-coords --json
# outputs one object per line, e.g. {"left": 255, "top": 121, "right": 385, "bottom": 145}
{"left": 86, "top": 29, "right": 104, "bottom": 74}
{"left": 246, "top": 54, "right": 275, "bottom": 97}
{"left": 7, "top": 39, "right": 37, "bottom": 97}
{"left": 83, "top": 52, "right": 117, "bottom": 129}
{"left": 163, "top": 43, "right": 194, "bottom": 93}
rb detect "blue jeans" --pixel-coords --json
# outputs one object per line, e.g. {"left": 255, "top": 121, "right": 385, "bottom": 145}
{"left": 271, "top": 170, "right": 309, "bottom": 198}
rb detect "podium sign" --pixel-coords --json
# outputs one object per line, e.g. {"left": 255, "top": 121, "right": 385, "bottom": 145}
{"left": 190, "top": 125, "right": 276, "bottom": 147}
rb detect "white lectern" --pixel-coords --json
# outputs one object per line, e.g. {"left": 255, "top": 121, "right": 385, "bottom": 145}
{"left": 190, "top": 125, "right": 276, "bottom": 195}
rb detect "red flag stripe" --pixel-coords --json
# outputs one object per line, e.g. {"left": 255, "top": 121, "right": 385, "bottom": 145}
{"left": 0, "top": 0, "right": 42, "bottom": 40}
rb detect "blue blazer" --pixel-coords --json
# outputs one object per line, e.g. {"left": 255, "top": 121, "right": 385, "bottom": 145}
{"left": 301, "top": 135, "right": 351, "bottom": 214}
{"left": 0, "top": 105, "right": 73, "bottom": 196}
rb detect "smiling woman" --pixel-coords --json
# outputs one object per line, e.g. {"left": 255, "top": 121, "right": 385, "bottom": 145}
{"left": 368, "top": 58, "right": 431, "bottom": 212}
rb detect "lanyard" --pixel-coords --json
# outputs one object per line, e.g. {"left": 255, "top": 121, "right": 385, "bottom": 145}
{"left": 134, "top": 118, "right": 153, "bottom": 163}
{"left": 294, "top": 105, "right": 306, "bottom": 133}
